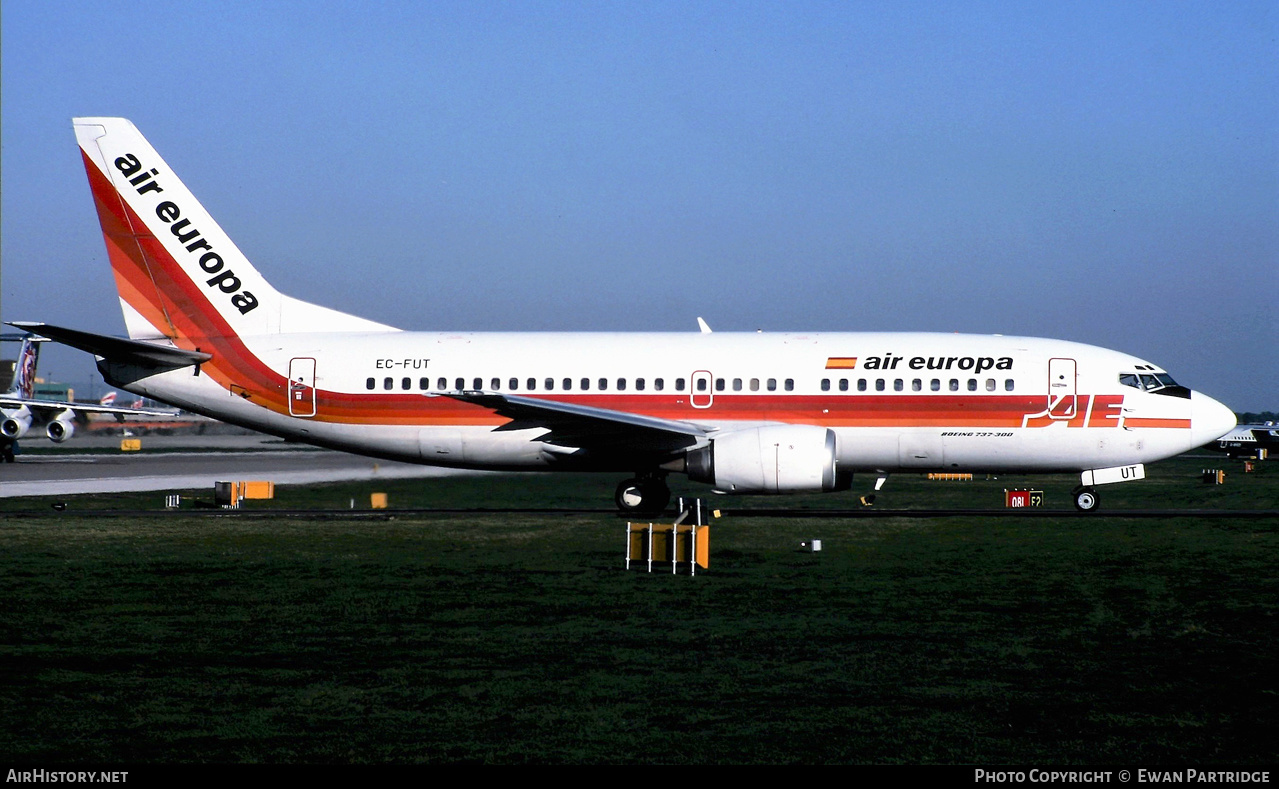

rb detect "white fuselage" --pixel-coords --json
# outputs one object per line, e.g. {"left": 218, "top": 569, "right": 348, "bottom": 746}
{"left": 65, "top": 117, "right": 1238, "bottom": 501}
{"left": 106, "top": 329, "right": 1234, "bottom": 477}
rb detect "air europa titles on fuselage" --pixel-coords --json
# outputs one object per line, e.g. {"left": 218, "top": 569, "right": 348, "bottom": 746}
{"left": 112, "top": 154, "right": 259, "bottom": 315}
{"left": 859, "top": 353, "right": 1014, "bottom": 373}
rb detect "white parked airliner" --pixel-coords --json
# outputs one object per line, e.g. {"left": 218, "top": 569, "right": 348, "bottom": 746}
{"left": 13, "top": 118, "right": 1237, "bottom": 512}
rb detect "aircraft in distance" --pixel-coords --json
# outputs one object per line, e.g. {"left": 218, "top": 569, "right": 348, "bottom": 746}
{"left": 12, "top": 117, "right": 1237, "bottom": 510}
{"left": 0, "top": 334, "right": 175, "bottom": 461}
{"left": 1207, "top": 423, "right": 1278, "bottom": 460}
{"left": 100, "top": 389, "right": 157, "bottom": 410}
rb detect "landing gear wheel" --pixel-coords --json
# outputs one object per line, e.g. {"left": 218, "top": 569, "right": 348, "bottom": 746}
{"left": 615, "top": 477, "right": 671, "bottom": 517}
{"left": 1072, "top": 487, "right": 1100, "bottom": 513}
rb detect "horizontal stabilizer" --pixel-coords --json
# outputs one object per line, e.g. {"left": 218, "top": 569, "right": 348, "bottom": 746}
{"left": 8, "top": 322, "right": 212, "bottom": 369}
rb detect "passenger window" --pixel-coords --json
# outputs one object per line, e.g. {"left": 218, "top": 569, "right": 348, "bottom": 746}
{"left": 437, "top": 377, "right": 447, "bottom": 390}
{"left": 581, "top": 378, "right": 590, "bottom": 391}
{"left": 563, "top": 378, "right": 572, "bottom": 390}
{"left": 858, "top": 379, "right": 867, "bottom": 392}
{"left": 821, "top": 379, "right": 831, "bottom": 392}
{"left": 420, "top": 377, "right": 430, "bottom": 390}
{"left": 676, "top": 378, "right": 686, "bottom": 391}
{"left": 510, "top": 378, "right": 519, "bottom": 390}
{"left": 949, "top": 379, "right": 959, "bottom": 391}
{"left": 385, "top": 377, "right": 395, "bottom": 390}
{"left": 931, "top": 379, "right": 940, "bottom": 391}
{"left": 473, "top": 377, "right": 483, "bottom": 390}
{"left": 545, "top": 378, "right": 554, "bottom": 391}
{"left": 599, "top": 378, "right": 608, "bottom": 391}
{"left": 767, "top": 378, "right": 777, "bottom": 391}
{"left": 839, "top": 379, "right": 849, "bottom": 392}
{"left": 366, "top": 377, "right": 375, "bottom": 390}
{"left": 636, "top": 378, "right": 645, "bottom": 391}
{"left": 912, "top": 379, "right": 922, "bottom": 391}
{"left": 986, "top": 379, "right": 995, "bottom": 392}
{"left": 654, "top": 378, "right": 664, "bottom": 391}
{"left": 894, "top": 379, "right": 904, "bottom": 392}
{"left": 732, "top": 378, "right": 742, "bottom": 391}
{"left": 784, "top": 379, "right": 794, "bottom": 391}
{"left": 617, "top": 378, "right": 627, "bottom": 391}
{"left": 527, "top": 378, "right": 536, "bottom": 390}
{"left": 402, "top": 377, "right": 411, "bottom": 390}
{"left": 750, "top": 378, "right": 759, "bottom": 392}
{"left": 492, "top": 378, "right": 501, "bottom": 390}
{"left": 1005, "top": 379, "right": 1015, "bottom": 392}
{"left": 715, "top": 378, "right": 725, "bottom": 391}
{"left": 875, "top": 379, "right": 885, "bottom": 392}
{"left": 696, "top": 378, "right": 706, "bottom": 392}
{"left": 967, "top": 379, "right": 977, "bottom": 391}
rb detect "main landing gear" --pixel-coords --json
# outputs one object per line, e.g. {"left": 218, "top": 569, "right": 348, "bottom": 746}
{"left": 615, "top": 474, "right": 671, "bottom": 517}
{"left": 1072, "top": 486, "right": 1100, "bottom": 513}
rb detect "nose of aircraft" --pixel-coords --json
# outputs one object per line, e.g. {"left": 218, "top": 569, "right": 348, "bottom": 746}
{"left": 1191, "top": 391, "right": 1237, "bottom": 448}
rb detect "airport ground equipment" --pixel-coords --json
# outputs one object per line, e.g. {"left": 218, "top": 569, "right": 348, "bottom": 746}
{"left": 626, "top": 498, "right": 711, "bottom": 575}
{"left": 213, "top": 480, "right": 276, "bottom": 507}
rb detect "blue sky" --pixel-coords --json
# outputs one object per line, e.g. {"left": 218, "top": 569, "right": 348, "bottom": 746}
{"left": 2, "top": 1, "right": 1275, "bottom": 410}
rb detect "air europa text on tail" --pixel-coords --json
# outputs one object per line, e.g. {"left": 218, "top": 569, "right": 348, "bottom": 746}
{"left": 113, "top": 153, "right": 259, "bottom": 315}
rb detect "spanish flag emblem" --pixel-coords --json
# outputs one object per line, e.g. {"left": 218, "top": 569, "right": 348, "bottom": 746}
{"left": 825, "top": 357, "right": 858, "bottom": 369}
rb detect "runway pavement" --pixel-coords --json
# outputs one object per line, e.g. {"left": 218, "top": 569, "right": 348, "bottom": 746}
{"left": 0, "top": 433, "right": 478, "bottom": 497}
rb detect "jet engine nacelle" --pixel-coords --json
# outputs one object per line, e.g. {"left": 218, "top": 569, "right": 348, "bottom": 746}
{"left": 1, "top": 406, "right": 33, "bottom": 440}
{"left": 686, "top": 425, "right": 850, "bottom": 493}
{"left": 46, "top": 409, "right": 76, "bottom": 443}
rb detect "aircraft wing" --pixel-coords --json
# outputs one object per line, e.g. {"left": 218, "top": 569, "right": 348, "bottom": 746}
{"left": 442, "top": 391, "right": 706, "bottom": 454}
{"left": 0, "top": 396, "right": 178, "bottom": 418}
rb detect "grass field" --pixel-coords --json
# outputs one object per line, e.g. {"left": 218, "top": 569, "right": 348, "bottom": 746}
{"left": 1, "top": 457, "right": 1275, "bottom": 764}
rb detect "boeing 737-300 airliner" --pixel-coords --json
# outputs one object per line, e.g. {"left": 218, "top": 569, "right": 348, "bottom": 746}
{"left": 12, "top": 118, "right": 1238, "bottom": 512}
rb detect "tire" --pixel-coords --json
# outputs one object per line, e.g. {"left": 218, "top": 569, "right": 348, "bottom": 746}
{"left": 1073, "top": 487, "right": 1099, "bottom": 512}
{"left": 615, "top": 478, "right": 670, "bottom": 517}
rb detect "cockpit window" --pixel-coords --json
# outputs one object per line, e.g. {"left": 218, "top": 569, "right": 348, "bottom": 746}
{"left": 1119, "top": 371, "right": 1189, "bottom": 398}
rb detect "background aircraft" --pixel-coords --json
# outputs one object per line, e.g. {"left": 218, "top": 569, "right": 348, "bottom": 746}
{"left": 0, "top": 334, "right": 176, "bottom": 461}
{"left": 1207, "top": 423, "right": 1278, "bottom": 460}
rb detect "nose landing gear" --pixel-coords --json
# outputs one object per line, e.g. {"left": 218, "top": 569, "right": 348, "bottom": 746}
{"left": 1072, "top": 486, "right": 1100, "bottom": 512}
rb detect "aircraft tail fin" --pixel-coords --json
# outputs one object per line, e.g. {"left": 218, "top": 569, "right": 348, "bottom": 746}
{"left": 72, "top": 117, "right": 397, "bottom": 342}
{"left": 7, "top": 337, "right": 39, "bottom": 399}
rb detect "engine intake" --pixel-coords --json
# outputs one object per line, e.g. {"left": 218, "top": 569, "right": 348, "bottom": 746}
{"left": 687, "top": 425, "right": 848, "bottom": 493}
{"left": 46, "top": 410, "right": 76, "bottom": 443}
{"left": 1, "top": 408, "right": 32, "bottom": 440}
